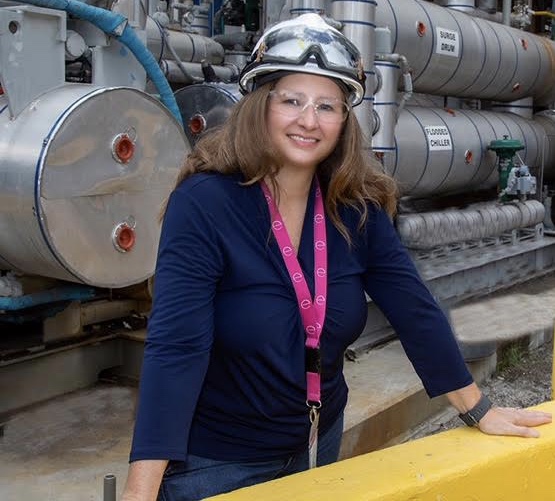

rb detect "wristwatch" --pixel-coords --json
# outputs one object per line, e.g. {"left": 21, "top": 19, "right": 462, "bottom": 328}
{"left": 458, "top": 394, "right": 492, "bottom": 427}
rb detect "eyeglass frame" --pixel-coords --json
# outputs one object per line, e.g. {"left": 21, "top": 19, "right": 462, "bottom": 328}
{"left": 267, "top": 89, "right": 351, "bottom": 124}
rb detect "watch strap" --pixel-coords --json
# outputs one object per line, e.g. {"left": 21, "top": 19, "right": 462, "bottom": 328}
{"left": 458, "top": 394, "right": 492, "bottom": 427}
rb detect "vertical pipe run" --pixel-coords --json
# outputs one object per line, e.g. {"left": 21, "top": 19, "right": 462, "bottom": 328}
{"left": 331, "top": 0, "right": 377, "bottom": 147}
{"left": 503, "top": 0, "right": 512, "bottom": 25}
{"left": 290, "top": 0, "right": 326, "bottom": 16}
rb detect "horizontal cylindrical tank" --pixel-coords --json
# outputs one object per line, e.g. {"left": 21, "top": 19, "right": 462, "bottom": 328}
{"left": 383, "top": 105, "right": 547, "bottom": 198}
{"left": 376, "top": 0, "right": 555, "bottom": 105}
{"left": 171, "top": 83, "right": 554, "bottom": 200}
{"left": 0, "top": 85, "right": 188, "bottom": 288}
{"left": 530, "top": 111, "right": 555, "bottom": 186}
{"left": 174, "top": 82, "right": 242, "bottom": 145}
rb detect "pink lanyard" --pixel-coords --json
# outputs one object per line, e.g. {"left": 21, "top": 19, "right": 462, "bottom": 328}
{"left": 261, "top": 178, "right": 327, "bottom": 468}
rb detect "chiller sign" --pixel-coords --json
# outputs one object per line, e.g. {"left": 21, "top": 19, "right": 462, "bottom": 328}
{"left": 424, "top": 125, "right": 452, "bottom": 151}
{"left": 436, "top": 27, "right": 459, "bottom": 57}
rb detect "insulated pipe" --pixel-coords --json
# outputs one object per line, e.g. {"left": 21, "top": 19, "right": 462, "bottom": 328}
{"left": 375, "top": 0, "right": 555, "bottom": 105}
{"left": 477, "top": 0, "right": 496, "bottom": 12}
{"left": 145, "top": 18, "right": 224, "bottom": 65}
{"left": 397, "top": 199, "right": 545, "bottom": 249}
{"left": 435, "top": 0, "right": 475, "bottom": 12}
{"left": 331, "top": 0, "right": 377, "bottom": 146}
{"left": 160, "top": 59, "right": 238, "bottom": 83}
{"left": 19, "top": 0, "right": 183, "bottom": 125}
{"left": 290, "top": 0, "right": 326, "bottom": 16}
{"left": 503, "top": 0, "right": 512, "bottom": 25}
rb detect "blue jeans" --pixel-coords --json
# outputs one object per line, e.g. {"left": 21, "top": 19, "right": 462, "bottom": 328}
{"left": 158, "top": 414, "right": 344, "bottom": 501}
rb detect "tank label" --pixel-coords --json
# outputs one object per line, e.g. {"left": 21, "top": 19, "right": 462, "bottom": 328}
{"left": 435, "top": 27, "right": 459, "bottom": 57}
{"left": 424, "top": 125, "right": 452, "bottom": 151}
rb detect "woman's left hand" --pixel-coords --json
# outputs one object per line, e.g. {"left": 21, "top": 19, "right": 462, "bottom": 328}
{"left": 477, "top": 407, "right": 552, "bottom": 437}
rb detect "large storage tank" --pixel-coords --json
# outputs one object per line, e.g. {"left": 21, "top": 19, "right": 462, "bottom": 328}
{"left": 0, "top": 85, "right": 189, "bottom": 288}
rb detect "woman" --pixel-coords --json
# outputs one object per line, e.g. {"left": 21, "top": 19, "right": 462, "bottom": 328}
{"left": 122, "top": 14, "right": 551, "bottom": 501}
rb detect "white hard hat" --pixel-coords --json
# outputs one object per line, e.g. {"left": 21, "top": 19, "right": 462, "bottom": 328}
{"left": 239, "top": 13, "right": 366, "bottom": 106}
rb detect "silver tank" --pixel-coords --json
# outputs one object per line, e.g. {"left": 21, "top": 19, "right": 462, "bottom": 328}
{"left": 384, "top": 105, "right": 546, "bottom": 198}
{"left": 0, "top": 85, "right": 188, "bottom": 288}
{"left": 376, "top": 0, "right": 555, "bottom": 105}
{"left": 174, "top": 82, "right": 242, "bottom": 146}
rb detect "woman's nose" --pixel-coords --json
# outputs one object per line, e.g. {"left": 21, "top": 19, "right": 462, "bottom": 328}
{"left": 297, "top": 103, "right": 319, "bottom": 127}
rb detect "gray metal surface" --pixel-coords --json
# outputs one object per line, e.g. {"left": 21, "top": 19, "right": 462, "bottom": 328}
{"left": 530, "top": 111, "right": 555, "bottom": 185}
{"left": 383, "top": 105, "right": 547, "bottom": 198}
{"left": 331, "top": 0, "right": 376, "bottom": 145}
{"left": 376, "top": 0, "right": 555, "bottom": 105}
{"left": 397, "top": 200, "right": 545, "bottom": 249}
{"left": 418, "top": 237, "right": 555, "bottom": 303}
{"left": 0, "top": 85, "right": 188, "bottom": 287}
{"left": 373, "top": 60, "right": 400, "bottom": 152}
{"left": 0, "top": 6, "right": 65, "bottom": 118}
{"left": 145, "top": 18, "right": 224, "bottom": 65}
{"left": 0, "top": 334, "right": 121, "bottom": 415}
{"left": 174, "top": 82, "right": 242, "bottom": 145}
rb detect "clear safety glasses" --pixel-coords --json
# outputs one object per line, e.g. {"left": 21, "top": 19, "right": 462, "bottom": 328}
{"left": 268, "top": 90, "right": 350, "bottom": 124}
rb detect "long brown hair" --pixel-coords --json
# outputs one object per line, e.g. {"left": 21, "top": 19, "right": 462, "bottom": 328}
{"left": 171, "top": 82, "right": 398, "bottom": 242}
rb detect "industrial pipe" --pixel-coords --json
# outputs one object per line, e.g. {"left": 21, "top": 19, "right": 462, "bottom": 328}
{"left": 19, "top": 0, "right": 183, "bottom": 126}
{"left": 503, "top": 0, "right": 512, "bottom": 24}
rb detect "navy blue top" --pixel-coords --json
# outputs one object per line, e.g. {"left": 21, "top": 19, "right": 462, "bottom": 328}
{"left": 130, "top": 172, "right": 472, "bottom": 462}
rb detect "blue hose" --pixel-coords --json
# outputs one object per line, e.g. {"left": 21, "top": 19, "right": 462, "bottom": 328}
{"left": 19, "top": 0, "right": 183, "bottom": 126}
{"left": 0, "top": 285, "right": 96, "bottom": 311}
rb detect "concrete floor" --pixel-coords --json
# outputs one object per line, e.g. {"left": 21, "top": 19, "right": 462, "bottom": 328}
{"left": 1, "top": 385, "right": 136, "bottom": 501}
{"left": 1, "top": 273, "right": 554, "bottom": 501}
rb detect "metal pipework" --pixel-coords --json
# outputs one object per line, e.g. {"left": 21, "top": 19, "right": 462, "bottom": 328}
{"left": 290, "top": 0, "right": 326, "bottom": 15}
{"left": 160, "top": 59, "right": 239, "bottom": 84}
{"left": 382, "top": 105, "right": 547, "bottom": 199}
{"left": 397, "top": 199, "right": 545, "bottom": 249}
{"left": 145, "top": 17, "right": 224, "bottom": 66}
{"left": 373, "top": 27, "right": 413, "bottom": 153}
{"left": 503, "top": 0, "right": 512, "bottom": 25}
{"left": 435, "top": 0, "right": 475, "bottom": 12}
{"left": 331, "top": 0, "right": 377, "bottom": 146}
{"left": 477, "top": 0, "right": 496, "bottom": 12}
{"left": 376, "top": 0, "right": 555, "bottom": 105}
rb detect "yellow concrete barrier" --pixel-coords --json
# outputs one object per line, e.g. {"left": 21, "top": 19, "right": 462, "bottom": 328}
{"left": 207, "top": 400, "right": 555, "bottom": 501}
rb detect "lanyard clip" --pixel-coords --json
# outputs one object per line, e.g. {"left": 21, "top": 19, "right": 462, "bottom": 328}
{"left": 309, "top": 404, "right": 320, "bottom": 424}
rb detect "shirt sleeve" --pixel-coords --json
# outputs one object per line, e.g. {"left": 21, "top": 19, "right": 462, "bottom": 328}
{"left": 362, "top": 206, "right": 473, "bottom": 397}
{"left": 130, "top": 182, "right": 224, "bottom": 462}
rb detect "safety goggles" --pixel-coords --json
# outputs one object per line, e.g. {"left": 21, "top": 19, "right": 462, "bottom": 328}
{"left": 268, "top": 90, "right": 350, "bottom": 124}
{"left": 253, "top": 21, "right": 364, "bottom": 83}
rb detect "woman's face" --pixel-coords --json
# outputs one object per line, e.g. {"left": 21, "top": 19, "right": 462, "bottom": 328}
{"left": 265, "top": 73, "right": 347, "bottom": 173}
